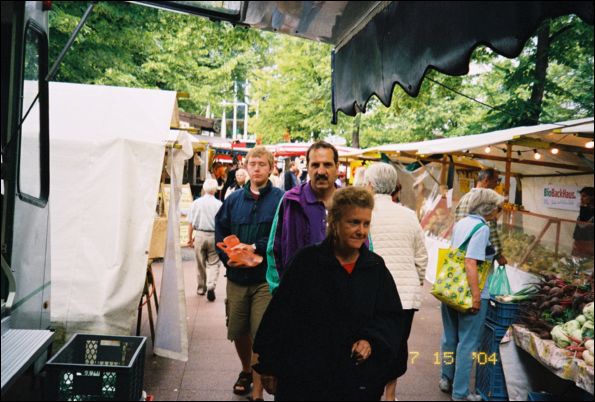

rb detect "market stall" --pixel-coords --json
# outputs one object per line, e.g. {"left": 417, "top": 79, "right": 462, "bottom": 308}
{"left": 351, "top": 118, "right": 594, "bottom": 284}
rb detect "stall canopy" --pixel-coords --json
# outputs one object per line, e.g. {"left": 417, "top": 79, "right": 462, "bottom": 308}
{"left": 135, "top": 1, "right": 593, "bottom": 123}
{"left": 350, "top": 118, "right": 594, "bottom": 176}
{"left": 49, "top": 82, "right": 176, "bottom": 342}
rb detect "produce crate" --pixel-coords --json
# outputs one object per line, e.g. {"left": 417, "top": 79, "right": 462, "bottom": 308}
{"left": 487, "top": 298, "right": 520, "bottom": 328}
{"left": 45, "top": 334, "right": 146, "bottom": 401}
{"left": 476, "top": 322, "right": 508, "bottom": 401}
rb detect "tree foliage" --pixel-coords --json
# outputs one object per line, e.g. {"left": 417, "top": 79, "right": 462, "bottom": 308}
{"left": 49, "top": 1, "right": 269, "bottom": 115}
{"left": 49, "top": 3, "right": 593, "bottom": 146}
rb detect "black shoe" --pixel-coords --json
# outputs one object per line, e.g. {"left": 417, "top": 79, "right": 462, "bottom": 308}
{"left": 207, "top": 289, "right": 216, "bottom": 301}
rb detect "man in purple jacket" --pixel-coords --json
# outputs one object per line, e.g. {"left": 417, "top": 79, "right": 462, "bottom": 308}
{"left": 266, "top": 141, "right": 339, "bottom": 293}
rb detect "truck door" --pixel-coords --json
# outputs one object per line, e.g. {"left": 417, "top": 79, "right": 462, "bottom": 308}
{"left": 1, "top": 1, "right": 50, "bottom": 331}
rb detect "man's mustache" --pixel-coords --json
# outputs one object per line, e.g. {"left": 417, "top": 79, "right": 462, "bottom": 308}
{"left": 315, "top": 174, "right": 329, "bottom": 181}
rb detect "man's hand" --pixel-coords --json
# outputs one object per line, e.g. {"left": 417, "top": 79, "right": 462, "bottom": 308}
{"left": 496, "top": 254, "right": 508, "bottom": 266}
{"left": 351, "top": 340, "right": 372, "bottom": 364}
{"left": 261, "top": 374, "right": 277, "bottom": 395}
{"left": 187, "top": 238, "right": 194, "bottom": 248}
{"left": 231, "top": 243, "right": 256, "bottom": 252}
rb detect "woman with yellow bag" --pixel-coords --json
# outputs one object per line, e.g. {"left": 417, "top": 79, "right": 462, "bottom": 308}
{"left": 437, "top": 188, "right": 505, "bottom": 401}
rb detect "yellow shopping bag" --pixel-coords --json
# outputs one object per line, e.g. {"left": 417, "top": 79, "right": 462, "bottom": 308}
{"left": 431, "top": 224, "right": 491, "bottom": 312}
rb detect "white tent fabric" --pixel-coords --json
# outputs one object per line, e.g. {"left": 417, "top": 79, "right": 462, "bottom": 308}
{"left": 49, "top": 82, "right": 176, "bottom": 342}
{"left": 415, "top": 118, "right": 592, "bottom": 155}
{"left": 349, "top": 118, "right": 593, "bottom": 175}
{"left": 154, "top": 131, "right": 193, "bottom": 361}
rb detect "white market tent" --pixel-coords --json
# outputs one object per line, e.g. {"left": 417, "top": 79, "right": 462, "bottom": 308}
{"left": 49, "top": 82, "right": 177, "bottom": 342}
{"left": 347, "top": 118, "right": 594, "bottom": 176}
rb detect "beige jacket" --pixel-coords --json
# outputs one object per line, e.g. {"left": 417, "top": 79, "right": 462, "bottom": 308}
{"left": 370, "top": 194, "right": 428, "bottom": 310}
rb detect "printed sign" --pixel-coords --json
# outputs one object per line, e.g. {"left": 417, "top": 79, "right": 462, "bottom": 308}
{"left": 543, "top": 185, "right": 581, "bottom": 211}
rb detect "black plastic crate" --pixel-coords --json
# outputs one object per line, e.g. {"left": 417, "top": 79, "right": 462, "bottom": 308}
{"left": 45, "top": 334, "right": 146, "bottom": 401}
{"left": 487, "top": 298, "right": 520, "bottom": 329}
{"left": 476, "top": 322, "right": 508, "bottom": 401}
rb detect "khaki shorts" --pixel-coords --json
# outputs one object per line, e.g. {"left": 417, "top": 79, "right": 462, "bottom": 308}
{"left": 226, "top": 281, "right": 272, "bottom": 341}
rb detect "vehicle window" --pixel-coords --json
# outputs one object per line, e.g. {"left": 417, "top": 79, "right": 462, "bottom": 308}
{"left": 19, "top": 24, "right": 44, "bottom": 201}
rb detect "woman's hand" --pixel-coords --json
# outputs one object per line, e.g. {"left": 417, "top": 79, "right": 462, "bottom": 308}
{"left": 351, "top": 340, "right": 372, "bottom": 364}
{"left": 261, "top": 374, "right": 277, "bottom": 395}
{"left": 470, "top": 296, "right": 481, "bottom": 314}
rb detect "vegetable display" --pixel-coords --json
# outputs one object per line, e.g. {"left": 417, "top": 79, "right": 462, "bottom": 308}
{"left": 516, "top": 273, "right": 594, "bottom": 365}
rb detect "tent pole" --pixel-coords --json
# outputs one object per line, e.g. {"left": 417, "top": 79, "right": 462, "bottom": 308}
{"left": 504, "top": 142, "right": 512, "bottom": 198}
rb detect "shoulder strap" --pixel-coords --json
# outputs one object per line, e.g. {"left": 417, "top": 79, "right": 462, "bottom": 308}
{"left": 458, "top": 222, "right": 486, "bottom": 252}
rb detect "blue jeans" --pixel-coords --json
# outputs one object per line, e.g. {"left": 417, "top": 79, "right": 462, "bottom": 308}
{"left": 440, "top": 300, "right": 488, "bottom": 399}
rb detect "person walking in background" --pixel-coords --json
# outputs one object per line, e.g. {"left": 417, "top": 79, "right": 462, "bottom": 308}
{"left": 455, "top": 168, "right": 508, "bottom": 267}
{"left": 215, "top": 146, "right": 284, "bottom": 401}
{"left": 187, "top": 179, "right": 223, "bottom": 300}
{"left": 266, "top": 141, "right": 339, "bottom": 294}
{"left": 269, "top": 165, "right": 283, "bottom": 189}
{"left": 283, "top": 162, "right": 300, "bottom": 191}
{"left": 440, "top": 188, "right": 505, "bottom": 401}
{"left": 363, "top": 163, "right": 428, "bottom": 402}
{"left": 225, "top": 168, "right": 248, "bottom": 200}
{"left": 254, "top": 187, "right": 404, "bottom": 401}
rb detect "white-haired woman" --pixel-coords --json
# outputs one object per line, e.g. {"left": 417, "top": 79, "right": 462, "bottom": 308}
{"left": 439, "top": 188, "right": 505, "bottom": 402}
{"left": 225, "top": 168, "right": 249, "bottom": 199}
{"left": 363, "top": 163, "right": 428, "bottom": 402}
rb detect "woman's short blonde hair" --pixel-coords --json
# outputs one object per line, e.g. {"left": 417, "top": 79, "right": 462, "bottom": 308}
{"left": 327, "top": 187, "right": 374, "bottom": 238}
{"left": 245, "top": 146, "right": 274, "bottom": 169}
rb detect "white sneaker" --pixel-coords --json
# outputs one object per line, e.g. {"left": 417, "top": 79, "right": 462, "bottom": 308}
{"left": 439, "top": 378, "right": 452, "bottom": 393}
{"left": 452, "top": 393, "right": 482, "bottom": 401}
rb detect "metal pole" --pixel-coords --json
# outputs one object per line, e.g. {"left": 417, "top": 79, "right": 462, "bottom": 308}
{"left": 47, "top": 2, "right": 97, "bottom": 81}
{"left": 243, "top": 103, "right": 248, "bottom": 139}
{"left": 221, "top": 102, "right": 227, "bottom": 139}
{"left": 232, "top": 82, "right": 238, "bottom": 140}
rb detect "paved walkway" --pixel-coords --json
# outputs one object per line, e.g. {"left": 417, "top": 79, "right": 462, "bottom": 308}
{"left": 140, "top": 248, "right": 452, "bottom": 401}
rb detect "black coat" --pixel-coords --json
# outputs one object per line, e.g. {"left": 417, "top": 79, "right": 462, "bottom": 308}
{"left": 253, "top": 238, "right": 404, "bottom": 401}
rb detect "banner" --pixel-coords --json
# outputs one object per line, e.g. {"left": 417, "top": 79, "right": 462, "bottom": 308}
{"left": 543, "top": 185, "right": 581, "bottom": 212}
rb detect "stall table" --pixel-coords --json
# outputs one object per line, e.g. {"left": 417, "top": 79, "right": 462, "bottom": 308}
{"left": 512, "top": 324, "right": 594, "bottom": 395}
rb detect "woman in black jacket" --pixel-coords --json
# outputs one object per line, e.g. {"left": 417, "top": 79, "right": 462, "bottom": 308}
{"left": 253, "top": 187, "right": 405, "bottom": 401}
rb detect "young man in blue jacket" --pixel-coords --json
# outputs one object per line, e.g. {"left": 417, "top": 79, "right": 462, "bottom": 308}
{"left": 215, "top": 146, "right": 284, "bottom": 401}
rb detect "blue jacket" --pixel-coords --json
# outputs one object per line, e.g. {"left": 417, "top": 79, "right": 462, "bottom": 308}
{"left": 215, "top": 180, "right": 284, "bottom": 285}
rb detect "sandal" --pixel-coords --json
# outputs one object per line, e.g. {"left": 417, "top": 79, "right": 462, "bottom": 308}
{"left": 233, "top": 371, "right": 253, "bottom": 395}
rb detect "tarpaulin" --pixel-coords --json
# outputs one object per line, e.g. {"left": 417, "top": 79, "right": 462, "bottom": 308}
{"left": 332, "top": 1, "right": 593, "bottom": 122}
{"left": 49, "top": 82, "right": 176, "bottom": 343}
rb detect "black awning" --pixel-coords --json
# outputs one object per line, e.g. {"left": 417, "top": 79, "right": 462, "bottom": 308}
{"left": 331, "top": 1, "right": 594, "bottom": 123}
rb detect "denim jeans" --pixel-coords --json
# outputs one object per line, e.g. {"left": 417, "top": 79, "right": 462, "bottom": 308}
{"left": 440, "top": 299, "right": 488, "bottom": 399}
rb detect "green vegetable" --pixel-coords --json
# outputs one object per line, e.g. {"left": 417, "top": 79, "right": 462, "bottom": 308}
{"left": 551, "top": 325, "right": 572, "bottom": 348}
{"left": 582, "top": 321, "right": 594, "bottom": 339}
{"left": 584, "top": 350, "right": 594, "bottom": 366}
{"left": 584, "top": 302, "right": 594, "bottom": 322}
{"left": 586, "top": 340, "right": 595, "bottom": 355}
{"left": 576, "top": 315, "right": 587, "bottom": 326}
{"left": 562, "top": 320, "right": 581, "bottom": 334}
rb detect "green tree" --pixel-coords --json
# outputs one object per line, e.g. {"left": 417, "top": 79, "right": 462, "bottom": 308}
{"left": 250, "top": 35, "right": 351, "bottom": 143}
{"left": 49, "top": 1, "right": 269, "bottom": 116}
